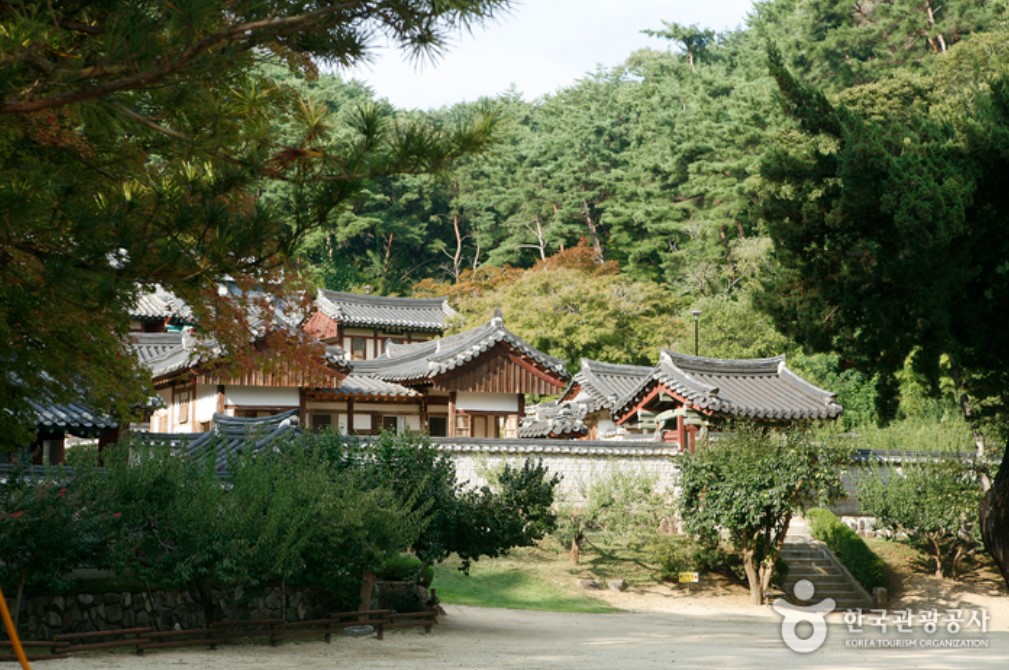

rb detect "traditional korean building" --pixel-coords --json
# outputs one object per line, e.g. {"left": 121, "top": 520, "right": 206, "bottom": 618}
{"left": 1, "top": 401, "right": 119, "bottom": 465}
{"left": 611, "top": 350, "right": 843, "bottom": 451}
{"left": 303, "top": 289, "right": 456, "bottom": 360}
{"left": 520, "top": 359, "right": 653, "bottom": 440}
{"left": 304, "top": 313, "right": 570, "bottom": 438}
{"left": 133, "top": 330, "right": 349, "bottom": 433}
{"left": 130, "top": 285, "right": 192, "bottom": 333}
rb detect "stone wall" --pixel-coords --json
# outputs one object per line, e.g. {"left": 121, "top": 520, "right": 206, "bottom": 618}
{"left": 431, "top": 438, "right": 681, "bottom": 504}
{"left": 10, "top": 585, "right": 329, "bottom": 641}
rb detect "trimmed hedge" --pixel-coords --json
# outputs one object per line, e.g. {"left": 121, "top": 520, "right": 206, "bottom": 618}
{"left": 806, "top": 508, "right": 886, "bottom": 591}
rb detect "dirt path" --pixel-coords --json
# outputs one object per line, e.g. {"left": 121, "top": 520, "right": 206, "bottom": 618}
{"left": 43, "top": 602, "right": 1008, "bottom": 670}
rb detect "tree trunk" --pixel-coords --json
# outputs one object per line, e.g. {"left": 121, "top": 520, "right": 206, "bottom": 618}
{"left": 981, "top": 443, "right": 1009, "bottom": 589}
{"left": 948, "top": 354, "right": 990, "bottom": 489}
{"left": 741, "top": 548, "right": 762, "bottom": 605}
{"left": 358, "top": 569, "right": 376, "bottom": 617}
{"left": 13, "top": 571, "right": 26, "bottom": 630}
{"left": 570, "top": 535, "right": 581, "bottom": 565}
{"left": 451, "top": 211, "right": 464, "bottom": 282}
{"left": 581, "top": 199, "right": 605, "bottom": 263}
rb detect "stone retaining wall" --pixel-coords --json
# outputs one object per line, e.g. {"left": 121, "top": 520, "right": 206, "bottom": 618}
{"left": 9, "top": 585, "right": 329, "bottom": 641}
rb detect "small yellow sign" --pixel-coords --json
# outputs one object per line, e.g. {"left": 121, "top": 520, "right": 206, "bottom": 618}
{"left": 678, "top": 571, "right": 699, "bottom": 584}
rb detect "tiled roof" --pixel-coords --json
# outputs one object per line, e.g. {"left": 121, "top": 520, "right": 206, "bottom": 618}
{"left": 316, "top": 289, "right": 455, "bottom": 332}
{"left": 131, "top": 286, "right": 192, "bottom": 321}
{"left": 311, "top": 375, "right": 420, "bottom": 399}
{"left": 352, "top": 314, "right": 569, "bottom": 384}
{"left": 518, "top": 400, "right": 589, "bottom": 439}
{"left": 130, "top": 331, "right": 349, "bottom": 381}
{"left": 569, "top": 359, "right": 654, "bottom": 409}
{"left": 617, "top": 350, "right": 843, "bottom": 422}
{"left": 30, "top": 400, "right": 117, "bottom": 435}
{"left": 352, "top": 435, "right": 680, "bottom": 457}
{"left": 136, "top": 410, "right": 301, "bottom": 471}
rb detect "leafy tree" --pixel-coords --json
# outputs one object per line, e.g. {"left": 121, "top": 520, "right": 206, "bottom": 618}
{"left": 678, "top": 426, "right": 848, "bottom": 604}
{"left": 0, "top": 467, "right": 115, "bottom": 628}
{"left": 644, "top": 22, "right": 717, "bottom": 72}
{"left": 757, "top": 43, "right": 1009, "bottom": 587}
{"left": 1, "top": 0, "right": 510, "bottom": 447}
{"left": 858, "top": 458, "right": 985, "bottom": 578}
{"left": 416, "top": 245, "right": 683, "bottom": 368}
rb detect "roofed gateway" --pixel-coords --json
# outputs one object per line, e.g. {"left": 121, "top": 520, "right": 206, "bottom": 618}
{"left": 611, "top": 350, "right": 842, "bottom": 451}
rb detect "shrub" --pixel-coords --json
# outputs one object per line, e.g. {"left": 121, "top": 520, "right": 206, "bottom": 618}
{"left": 856, "top": 458, "right": 983, "bottom": 578}
{"left": 649, "top": 536, "right": 746, "bottom": 583}
{"left": 806, "top": 508, "right": 886, "bottom": 590}
{"left": 378, "top": 554, "right": 434, "bottom": 587}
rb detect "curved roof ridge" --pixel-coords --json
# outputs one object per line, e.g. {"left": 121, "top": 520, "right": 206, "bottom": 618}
{"left": 776, "top": 361, "right": 838, "bottom": 403}
{"left": 318, "top": 289, "right": 451, "bottom": 308}
{"left": 661, "top": 349, "right": 785, "bottom": 374}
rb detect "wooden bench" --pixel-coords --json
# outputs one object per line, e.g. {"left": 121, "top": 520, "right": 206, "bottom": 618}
{"left": 53, "top": 626, "right": 154, "bottom": 654}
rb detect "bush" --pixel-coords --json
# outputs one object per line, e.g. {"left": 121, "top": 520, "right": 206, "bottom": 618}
{"left": 648, "top": 536, "right": 745, "bottom": 583}
{"left": 806, "top": 508, "right": 886, "bottom": 590}
{"left": 857, "top": 458, "right": 983, "bottom": 579}
{"left": 378, "top": 554, "right": 434, "bottom": 587}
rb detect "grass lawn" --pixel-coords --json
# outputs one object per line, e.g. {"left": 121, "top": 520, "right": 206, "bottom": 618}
{"left": 431, "top": 539, "right": 665, "bottom": 613}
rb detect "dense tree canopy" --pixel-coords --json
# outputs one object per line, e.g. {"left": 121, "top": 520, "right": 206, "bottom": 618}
{"left": 0, "top": 1, "right": 509, "bottom": 445}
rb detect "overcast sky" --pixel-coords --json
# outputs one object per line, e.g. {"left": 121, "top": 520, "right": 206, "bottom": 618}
{"left": 341, "top": 1, "right": 757, "bottom": 110}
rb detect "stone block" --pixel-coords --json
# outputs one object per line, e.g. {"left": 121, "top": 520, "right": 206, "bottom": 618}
{"left": 105, "top": 605, "right": 122, "bottom": 624}
{"left": 46, "top": 611, "right": 62, "bottom": 628}
{"left": 608, "top": 579, "right": 628, "bottom": 592}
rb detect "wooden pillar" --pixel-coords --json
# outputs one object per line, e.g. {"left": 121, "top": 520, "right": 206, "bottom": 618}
{"left": 676, "top": 413, "right": 687, "bottom": 452}
{"left": 190, "top": 377, "right": 198, "bottom": 432}
{"left": 347, "top": 398, "right": 355, "bottom": 435}
{"left": 298, "top": 388, "right": 307, "bottom": 426}
{"left": 448, "top": 391, "right": 457, "bottom": 437}
{"left": 216, "top": 384, "right": 226, "bottom": 415}
{"left": 419, "top": 391, "right": 429, "bottom": 434}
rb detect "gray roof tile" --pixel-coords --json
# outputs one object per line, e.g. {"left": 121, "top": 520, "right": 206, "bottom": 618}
{"left": 352, "top": 315, "right": 569, "bottom": 384}
{"left": 317, "top": 290, "right": 455, "bottom": 332}
{"left": 617, "top": 350, "right": 843, "bottom": 421}
{"left": 30, "top": 400, "right": 117, "bottom": 434}
{"left": 312, "top": 375, "right": 419, "bottom": 399}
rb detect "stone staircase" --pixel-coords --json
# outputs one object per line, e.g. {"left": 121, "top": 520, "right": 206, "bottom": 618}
{"left": 779, "top": 517, "right": 874, "bottom": 611}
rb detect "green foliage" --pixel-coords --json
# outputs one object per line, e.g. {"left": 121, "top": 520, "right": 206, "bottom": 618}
{"left": 377, "top": 554, "right": 434, "bottom": 587}
{"left": 1, "top": 1, "right": 510, "bottom": 448}
{"left": 678, "top": 426, "right": 849, "bottom": 603}
{"left": 294, "top": 430, "right": 559, "bottom": 574}
{"left": 556, "top": 471, "right": 668, "bottom": 553}
{"left": 452, "top": 459, "right": 560, "bottom": 572}
{"left": 806, "top": 508, "right": 886, "bottom": 591}
{"left": 0, "top": 466, "right": 117, "bottom": 618}
{"left": 648, "top": 535, "right": 744, "bottom": 583}
{"left": 857, "top": 458, "right": 985, "bottom": 578}
{"left": 416, "top": 246, "right": 682, "bottom": 368}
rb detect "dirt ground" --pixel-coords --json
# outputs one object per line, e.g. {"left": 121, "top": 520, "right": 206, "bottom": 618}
{"left": 39, "top": 579, "right": 1009, "bottom": 670}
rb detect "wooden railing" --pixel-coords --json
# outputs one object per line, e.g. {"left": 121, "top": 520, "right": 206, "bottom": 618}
{"left": 0, "top": 606, "right": 439, "bottom": 662}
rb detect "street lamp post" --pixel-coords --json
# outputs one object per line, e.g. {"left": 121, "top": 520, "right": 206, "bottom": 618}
{"left": 691, "top": 309, "right": 701, "bottom": 356}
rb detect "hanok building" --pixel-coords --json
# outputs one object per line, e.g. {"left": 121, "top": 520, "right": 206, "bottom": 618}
{"left": 304, "top": 313, "right": 571, "bottom": 438}
{"left": 2, "top": 401, "right": 120, "bottom": 466}
{"left": 519, "top": 359, "right": 654, "bottom": 440}
{"left": 303, "top": 289, "right": 456, "bottom": 360}
{"left": 612, "top": 350, "right": 843, "bottom": 451}
{"left": 133, "top": 330, "right": 349, "bottom": 433}
{"left": 130, "top": 285, "right": 193, "bottom": 333}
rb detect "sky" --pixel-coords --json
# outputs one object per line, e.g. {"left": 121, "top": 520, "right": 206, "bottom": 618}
{"left": 341, "top": 1, "right": 757, "bottom": 110}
